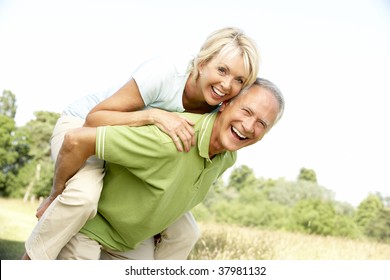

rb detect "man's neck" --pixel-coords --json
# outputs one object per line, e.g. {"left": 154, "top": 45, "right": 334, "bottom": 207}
{"left": 208, "top": 115, "right": 224, "bottom": 158}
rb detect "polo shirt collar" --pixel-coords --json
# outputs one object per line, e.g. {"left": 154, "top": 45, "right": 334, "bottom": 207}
{"left": 197, "top": 112, "right": 217, "bottom": 162}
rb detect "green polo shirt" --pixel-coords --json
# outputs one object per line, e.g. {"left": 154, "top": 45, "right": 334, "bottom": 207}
{"left": 80, "top": 112, "right": 236, "bottom": 251}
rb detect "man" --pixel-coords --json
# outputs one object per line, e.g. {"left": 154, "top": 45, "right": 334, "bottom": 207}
{"left": 55, "top": 77, "right": 284, "bottom": 259}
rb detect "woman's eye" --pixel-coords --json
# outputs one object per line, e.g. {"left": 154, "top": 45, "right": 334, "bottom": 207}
{"left": 242, "top": 108, "right": 250, "bottom": 115}
{"left": 218, "top": 67, "right": 226, "bottom": 74}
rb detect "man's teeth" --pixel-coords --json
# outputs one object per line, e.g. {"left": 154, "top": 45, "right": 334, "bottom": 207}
{"left": 232, "top": 127, "right": 247, "bottom": 140}
{"left": 213, "top": 87, "right": 225, "bottom": 97}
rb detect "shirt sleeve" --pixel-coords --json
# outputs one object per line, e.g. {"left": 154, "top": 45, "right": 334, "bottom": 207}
{"left": 95, "top": 126, "right": 174, "bottom": 169}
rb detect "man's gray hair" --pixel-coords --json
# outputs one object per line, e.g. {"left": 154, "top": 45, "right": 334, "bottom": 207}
{"left": 252, "top": 77, "right": 285, "bottom": 124}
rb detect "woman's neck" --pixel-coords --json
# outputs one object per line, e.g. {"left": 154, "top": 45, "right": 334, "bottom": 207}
{"left": 183, "top": 78, "right": 217, "bottom": 114}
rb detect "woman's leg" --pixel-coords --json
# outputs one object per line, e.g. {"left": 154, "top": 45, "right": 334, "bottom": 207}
{"left": 57, "top": 232, "right": 102, "bottom": 260}
{"left": 24, "top": 115, "right": 105, "bottom": 259}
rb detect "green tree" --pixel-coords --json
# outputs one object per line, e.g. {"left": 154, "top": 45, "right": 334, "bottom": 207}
{"left": 298, "top": 167, "right": 317, "bottom": 183}
{"left": 22, "top": 111, "right": 60, "bottom": 159}
{"left": 355, "top": 194, "right": 383, "bottom": 229}
{"left": 0, "top": 90, "right": 17, "bottom": 119}
{"left": 3, "top": 110, "right": 59, "bottom": 198}
{"left": 332, "top": 214, "right": 361, "bottom": 238}
{"left": 355, "top": 194, "right": 390, "bottom": 242}
{"left": 0, "top": 90, "right": 34, "bottom": 197}
{"left": 0, "top": 115, "right": 31, "bottom": 196}
{"left": 201, "top": 177, "right": 227, "bottom": 208}
{"left": 365, "top": 208, "right": 390, "bottom": 243}
{"left": 375, "top": 192, "right": 390, "bottom": 208}
{"left": 292, "top": 199, "right": 337, "bottom": 236}
{"left": 227, "top": 165, "right": 257, "bottom": 191}
{"left": 210, "top": 196, "right": 292, "bottom": 230}
{"left": 17, "top": 111, "right": 60, "bottom": 200}
{"left": 267, "top": 178, "right": 334, "bottom": 207}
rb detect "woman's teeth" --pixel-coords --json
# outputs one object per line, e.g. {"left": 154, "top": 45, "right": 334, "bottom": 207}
{"left": 213, "top": 87, "right": 225, "bottom": 97}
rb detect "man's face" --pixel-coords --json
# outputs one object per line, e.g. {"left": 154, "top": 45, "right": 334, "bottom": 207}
{"left": 210, "top": 85, "right": 280, "bottom": 156}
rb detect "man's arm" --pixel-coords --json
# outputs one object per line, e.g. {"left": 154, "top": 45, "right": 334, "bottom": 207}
{"left": 36, "top": 127, "right": 97, "bottom": 219}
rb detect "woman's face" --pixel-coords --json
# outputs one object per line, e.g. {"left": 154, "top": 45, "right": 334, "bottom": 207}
{"left": 197, "top": 53, "right": 248, "bottom": 106}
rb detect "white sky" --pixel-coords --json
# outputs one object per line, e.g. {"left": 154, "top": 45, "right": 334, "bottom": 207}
{"left": 1, "top": 0, "right": 389, "bottom": 206}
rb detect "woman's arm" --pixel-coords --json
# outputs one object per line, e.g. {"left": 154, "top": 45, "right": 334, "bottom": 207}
{"left": 84, "top": 79, "right": 195, "bottom": 152}
{"left": 84, "top": 79, "right": 148, "bottom": 127}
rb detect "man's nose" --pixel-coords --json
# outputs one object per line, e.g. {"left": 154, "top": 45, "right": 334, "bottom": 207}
{"left": 242, "top": 118, "right": 255, "bottom": 134}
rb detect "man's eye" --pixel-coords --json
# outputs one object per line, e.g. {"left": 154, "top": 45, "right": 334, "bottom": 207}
{"left": 258, "top": 120, "right": 267, "bottom": 129}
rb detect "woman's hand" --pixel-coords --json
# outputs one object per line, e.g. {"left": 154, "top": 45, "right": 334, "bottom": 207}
{"left": 150, "top": 109, "right": 195, "bottom": 152}
{"left": 36, "top": 195, "right": 56, "bottom": 220}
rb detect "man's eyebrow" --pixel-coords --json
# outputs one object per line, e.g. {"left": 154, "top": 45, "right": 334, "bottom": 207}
{"left": 244, "top": 105, "right": 269, "bottom": 128}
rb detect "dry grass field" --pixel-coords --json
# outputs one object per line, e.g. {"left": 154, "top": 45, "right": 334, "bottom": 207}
{"left": 189, "top": 222, "right": 390, "bottom": 260}
{"left": 1, "top": 198, "right": 390, "bottom": 260}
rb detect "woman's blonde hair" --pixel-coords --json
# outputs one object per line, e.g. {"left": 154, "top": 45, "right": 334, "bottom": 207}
{"left": 190, "top": 27, "right": 260, "bottom": 89}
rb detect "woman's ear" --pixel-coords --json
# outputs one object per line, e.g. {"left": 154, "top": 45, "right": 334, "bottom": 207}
{"left": 198, "top": 64, "right": 204, "bottom": 75}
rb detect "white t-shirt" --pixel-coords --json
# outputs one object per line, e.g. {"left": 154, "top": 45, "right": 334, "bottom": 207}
{"left": 62, "top": 55, "right": 193, "bottom": 119}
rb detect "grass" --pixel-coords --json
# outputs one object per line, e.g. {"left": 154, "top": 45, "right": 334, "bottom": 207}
{"left": 0, "top": 197, "right": 39, "bottom": 260}
{"left": 1, "top": 198, "right": 390, "bottom": 260}
{"left": 189, "top": 222, "right": 390, "bottom": 259}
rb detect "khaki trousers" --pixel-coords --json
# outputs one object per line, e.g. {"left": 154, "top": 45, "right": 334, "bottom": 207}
{"left": 58, "top": 207, "right": 200, "bottom": 260}
{"left": 25, "top": 115, "right": 200, "bottom": 260}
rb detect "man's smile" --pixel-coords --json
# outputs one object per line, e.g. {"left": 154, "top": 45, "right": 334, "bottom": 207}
{"left": 231, "top": 126, "right": 247, "bottom": 140}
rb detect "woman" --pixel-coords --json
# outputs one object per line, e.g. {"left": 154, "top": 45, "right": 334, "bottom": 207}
{"left": 23, "top": 27, "right": 260, "bottom": 260}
